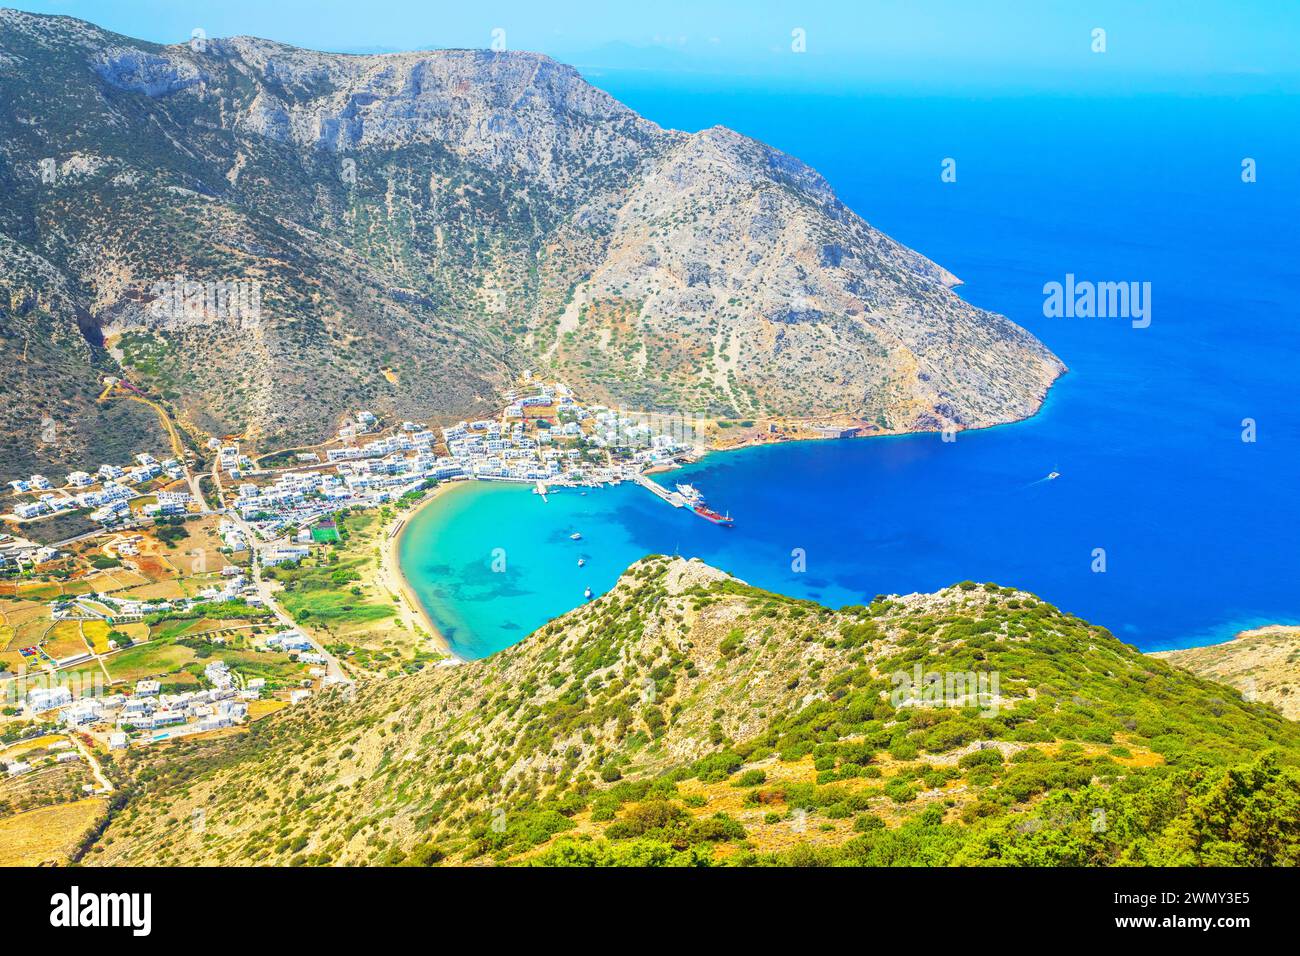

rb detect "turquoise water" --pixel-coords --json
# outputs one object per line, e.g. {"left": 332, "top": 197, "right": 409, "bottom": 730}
{"left": 401, "top": 84, "right": 1300, "bottom": 660}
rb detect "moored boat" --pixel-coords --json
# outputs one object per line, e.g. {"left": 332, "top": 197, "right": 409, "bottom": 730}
{"left": 675, "top": 482, "right": 703, "bottom": 505}
{"left": 692, "top": 504, "right": 734, "bottom": 527}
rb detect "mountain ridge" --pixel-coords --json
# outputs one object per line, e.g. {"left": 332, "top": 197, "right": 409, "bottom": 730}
{"left": 1, "top": 8, "right": 1063, "bottom": 481}
{"left": 90, "top": 556, "right": 1300, "bottom": 867}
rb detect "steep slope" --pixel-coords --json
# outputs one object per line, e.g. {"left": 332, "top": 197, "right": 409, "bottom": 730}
{"left": 0, "top": 235, "right": 171, "bottom": 478}
{"left": 1154, "top": 626, "right": 1300, "bottom": 720}
{"left": 92, "top": 557, "right": 1300, "bottom": 867}
{"left": 0, "top": 10, "right": 1063, "bottom": 480}
{"left": 541, "top": 126, "right": 1061, "bottom": 420}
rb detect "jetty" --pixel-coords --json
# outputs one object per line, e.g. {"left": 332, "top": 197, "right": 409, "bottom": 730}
{"left": 632, "top": 472, "right": 686, "bottom": 508}
{"left": 632, "top": 471, "right": 735, "bottom": 527}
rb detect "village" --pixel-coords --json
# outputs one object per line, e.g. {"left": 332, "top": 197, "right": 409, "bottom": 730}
{"left": 4, "top": 380, "right": 698, "bottom": 547}
{"left": 220, "top": 380, "right": 697, "bottom": 543}
{"left": 0, "top": 378, "right": 706, "bottom": 808}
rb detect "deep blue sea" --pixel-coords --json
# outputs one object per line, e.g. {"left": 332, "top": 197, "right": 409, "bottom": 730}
{"left": 401, "top": 78, "right": 1300, "bottom": 659}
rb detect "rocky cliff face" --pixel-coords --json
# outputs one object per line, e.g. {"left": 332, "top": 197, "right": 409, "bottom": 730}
{"left": 0, "top": 9, "right": 1063, "bottom": 480}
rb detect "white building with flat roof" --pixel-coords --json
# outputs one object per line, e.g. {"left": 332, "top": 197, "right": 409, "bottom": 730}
{"left": 26, "top": 686, "right": 73, "bottom": 714}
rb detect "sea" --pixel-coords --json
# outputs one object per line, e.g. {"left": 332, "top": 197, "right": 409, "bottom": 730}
{"left": 399, "top": 75, "right": 1300, "bottom": 660}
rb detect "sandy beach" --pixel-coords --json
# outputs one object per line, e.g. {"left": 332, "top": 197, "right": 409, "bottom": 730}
{"left": 379, "top": 481, "right": 470, "bottom": 662}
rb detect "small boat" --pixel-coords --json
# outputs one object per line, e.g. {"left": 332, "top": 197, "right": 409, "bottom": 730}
{"left": 570, "top": 532, "right": 582, "bottom": 541}
{"left": 1047, "top": 471, "right": 1061, "bottom": 480}
{"left": 577, "top": 557, "right": 586, "bottom": 567}
{"left": 583, "top": 586, "right": 593, "bottom": 600}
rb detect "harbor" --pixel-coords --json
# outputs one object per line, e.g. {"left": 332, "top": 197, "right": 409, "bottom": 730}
{"left": 631, "top": 473, "right": 733, "bottom": 527}
{"left": 631, "top": 472, "right": 687, "bottom": 508}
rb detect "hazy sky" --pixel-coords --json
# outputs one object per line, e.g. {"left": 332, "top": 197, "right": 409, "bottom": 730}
{"left": 9, "top": 1, "right": 1299, "bottom": 90}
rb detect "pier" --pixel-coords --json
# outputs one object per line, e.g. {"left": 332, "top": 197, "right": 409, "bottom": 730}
{"left": 632, "top": 473, "right": 687, "bottom": 508}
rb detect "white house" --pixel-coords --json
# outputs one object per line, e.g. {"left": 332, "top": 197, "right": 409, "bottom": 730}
{"left": 61, "top": 699, "right": 104, "bottom": 727}
{"left": 26, "top": 686, "right": 74, "bottom": 714}
{"left": 14, "top": 501, "right": 47, "bottom": 520}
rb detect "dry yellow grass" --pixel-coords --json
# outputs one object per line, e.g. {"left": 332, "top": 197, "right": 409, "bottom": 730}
{"left": 44, "top": 620, "right": 88, "bottom": 659}
{"left": 115, "top": 579, "right": 190, "bottom": 601}
{"left": 82, "top": 620, "right": 112, "bottom": 654}
{"left": 248, "top": 699, "right": 289, "bottom": 720}
{"left": 0, "top": 797, "right": 106, "bottom": 866}
{"left": 119, "top": 622, "right": 150, "bottom": 643}
{"left": 0, "top": 734, "right": 67, "bottom": 762}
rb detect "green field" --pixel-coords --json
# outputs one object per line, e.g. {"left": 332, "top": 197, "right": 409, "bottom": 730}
{"left": 106, "top": 642, "right": 196, "bottom": 682}
{"left": 267, "top": 552, "right": 394, "bottom": 626}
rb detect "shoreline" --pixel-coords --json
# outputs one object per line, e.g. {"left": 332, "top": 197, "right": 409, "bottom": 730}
{"left": 699, "top": 376, "right": 1067, "bottom": 458}
{"left": 381, "top": 378, "right": 1289, "bottom": 663}
{"left": 379, "top": 481, "right": 472, "bottom": 663}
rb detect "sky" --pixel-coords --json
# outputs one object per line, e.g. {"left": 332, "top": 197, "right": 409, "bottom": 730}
{"left": 8, "top": 1, "right": 1300, "bottom": 92}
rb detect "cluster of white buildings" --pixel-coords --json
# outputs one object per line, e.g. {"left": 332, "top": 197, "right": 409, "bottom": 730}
{"left": 217, "top": 519, "right": 249, "bottom": 551}
{"left": 50, "top": 569, "right": 258, "bottom": 629}
{"left": 25, "top": 669, "right": 255, "bottom": 748}
{"left": 442, "top": 418, "right": 569, "bottom": 482}
{"left": 24, "top": 685, "right": 75, "bottom": 714}
{"left": 192, "top": 569, "right": 255, "bottom": 605}
{"left": 6, "top": 473, "right": 54, "bottom": 493}
{"left": 227, "top": 394, "right": 697, "bottom": 544}
{"left": 146, "top": 490, "right": 193, "bottom": 518}
{"left": 263, "top": 630, "right": 314, "bottom": 653}
{"left": 108, "top": 681, "right": 251, "bottom": 738}
{"left": 325, "top": 423, "right": 437, "bottom": 463}
{"left": 214, "top": 443, "right": 246, "bottom": 477}
{"left": 336, "top": 409, "right": 380, "bottom": 444}
{"left": 231, "top": 417, "right": 458, "bottom": 536}
{"left": 231, "top": 467, "right": 422, "bottom": 537}
{"left": 6, "top": 452, "right": 190, "bottom": 526}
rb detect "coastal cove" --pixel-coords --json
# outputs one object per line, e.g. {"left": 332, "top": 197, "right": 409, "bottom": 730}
{"left": 396, "top": 390, "right": 1299, "bottom": 661}
{"left": 398, "top": 86, "right": 1300, "bottom": 662}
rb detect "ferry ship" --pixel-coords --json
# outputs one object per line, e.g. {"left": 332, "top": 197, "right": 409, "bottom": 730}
{"left": 675, "top": 483, "right": 703, "bottom": 505}
{"left": 674, "top": 482, "right": 734, "bottom": 527}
